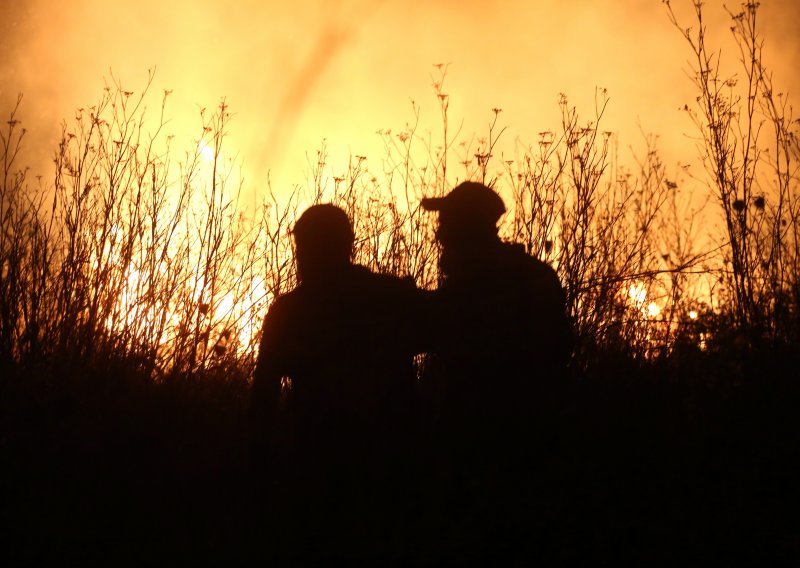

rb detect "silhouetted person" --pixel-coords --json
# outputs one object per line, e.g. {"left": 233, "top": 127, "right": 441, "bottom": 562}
{"left": 249, "top": 204, "right": 426, "bottom": 561}
{"left": 421, "top": 181, "right": 571, "bottom": 560}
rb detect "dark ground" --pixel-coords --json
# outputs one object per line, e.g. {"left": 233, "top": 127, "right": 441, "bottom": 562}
{"left": 2, "top": 347, "right": 799, "bottom": 566}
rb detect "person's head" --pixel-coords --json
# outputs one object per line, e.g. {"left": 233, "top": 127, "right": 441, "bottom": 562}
{"left": 421, "top": 181, "right": 505, "bottom": 250}
{"left": 292, "top": 204, "right": 354, "bottom": 283}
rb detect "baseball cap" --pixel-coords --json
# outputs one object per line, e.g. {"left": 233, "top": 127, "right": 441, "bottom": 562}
{"left": 421, "top": 181, "right": 506, "bottom": 225}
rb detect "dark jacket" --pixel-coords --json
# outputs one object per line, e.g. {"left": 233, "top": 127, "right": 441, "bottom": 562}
{"left": 250, "top": 264, "right": 427, "bottom": 471}
{"left": 433, "top": 241, "right": 570, "bottom": 417}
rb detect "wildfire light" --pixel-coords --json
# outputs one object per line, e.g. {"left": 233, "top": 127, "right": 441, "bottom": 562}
{"left": 199, "top": 140, "right": 215, "bottom": 162}
{"left": 628, "top": 283, "right": 647, "bottom": 306}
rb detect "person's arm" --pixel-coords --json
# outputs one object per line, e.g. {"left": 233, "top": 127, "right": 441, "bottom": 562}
{"left": 391, "top": 276, "right": 438, "bottom": 354}
{"left": 537, "top": 264, "right": 572, "bottom": 369}
{"left": 248, "top": 298, "right": 289, "bottom": 463}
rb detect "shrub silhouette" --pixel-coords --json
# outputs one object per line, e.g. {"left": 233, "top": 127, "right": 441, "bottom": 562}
{"left": 0, "top": 72, "right": 753, "bottom": 378}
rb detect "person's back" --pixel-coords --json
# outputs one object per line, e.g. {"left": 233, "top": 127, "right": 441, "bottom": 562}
{"left": 437, "top": 240, "right": 568, "bottom": 403}
{"left": 248, "top": 204, "right": 426, "bottom": 561}
{"left": 257, "top": 264, "right": 420, "bottom": 463}
{"left": 431, "top": 239, "right": 569, "bottom": 481}
{"left": 421, "top": 182, "right": 571, "bottom": 561}
{"left": 422, "top": 184, "right": 570, "bottom": 416}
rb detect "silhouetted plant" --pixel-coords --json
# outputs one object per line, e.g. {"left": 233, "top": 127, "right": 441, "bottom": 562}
{"left": 0, "top": 74, "right": 708, "bottom": 378}
{"left": 2, "top": 7, "right": 798, "bottom": 382}
{"left": 0, "top": 73, "right": 301, "bottom": 379}
{"left": 666, "top": 0, "right": 800, "bottom": 346}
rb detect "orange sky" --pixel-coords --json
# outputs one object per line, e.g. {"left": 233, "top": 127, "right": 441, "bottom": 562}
{"left": 1, "top": 0, "right": 798, "bottom": 201}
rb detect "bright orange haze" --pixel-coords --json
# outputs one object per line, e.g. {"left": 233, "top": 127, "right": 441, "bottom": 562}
{"left": 1, "top": 0, "right": 797, "bottom": 365}
{"left": 1, "top": 0, "right": 798, "bottom": 199}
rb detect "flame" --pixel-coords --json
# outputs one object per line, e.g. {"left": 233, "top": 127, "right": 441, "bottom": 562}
{"left": 198, "top": 140, "right": 215, "bottom": 163}
{"left": 628, "top": 282, "right": 647, "bottom": 307}
{"left": 90, "top": 134, "right": 276, "bottom": 367}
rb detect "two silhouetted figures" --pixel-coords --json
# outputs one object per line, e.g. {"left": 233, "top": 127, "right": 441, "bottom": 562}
{"left": 249, "top": 182, "right": 570, "bottom": 562}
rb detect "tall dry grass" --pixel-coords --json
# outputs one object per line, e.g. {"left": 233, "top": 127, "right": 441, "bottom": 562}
{"left": 666, "top": 0, "right": 800, "bottom": 346}
{"left": 1, "top": 2, "right": 797, "bottom": 383}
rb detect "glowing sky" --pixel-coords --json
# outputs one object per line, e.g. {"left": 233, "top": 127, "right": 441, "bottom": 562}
{"left": 1, "top": 0, "right": 798, "bottom": 198}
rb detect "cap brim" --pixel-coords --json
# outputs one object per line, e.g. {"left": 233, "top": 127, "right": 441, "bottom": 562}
{"left": 420, "top": 196, "right": 447, "bottom": 211}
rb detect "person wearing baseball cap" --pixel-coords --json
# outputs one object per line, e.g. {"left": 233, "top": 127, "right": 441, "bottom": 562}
{"left": 421, "top": 181, "right": 570, "bottom": 560}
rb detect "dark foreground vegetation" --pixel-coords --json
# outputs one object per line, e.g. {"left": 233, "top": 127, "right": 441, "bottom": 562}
{"left": 3, "top": 348, "right": 799, "bottom": 564}
{"left": 2, "top": 2, "right": 799, "bottom": 564}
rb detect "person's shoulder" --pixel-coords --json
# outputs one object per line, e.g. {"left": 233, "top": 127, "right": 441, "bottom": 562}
{"left": 270, "top": 287, "right": 300, "bottom": 307}
{"left": 352, "top": 265, "right": 418, "bottom": 291}
{"left": 350, "top": 266, "right": 428, "bottom": 313}
{"left": 502, "top": 242, "right": 563, "bottom": 288}
{"left": 502, "top": 242, "right": 553, "bottom": 271}
{"left": 264, "top": 287, "right": 304, "bottom": 321}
